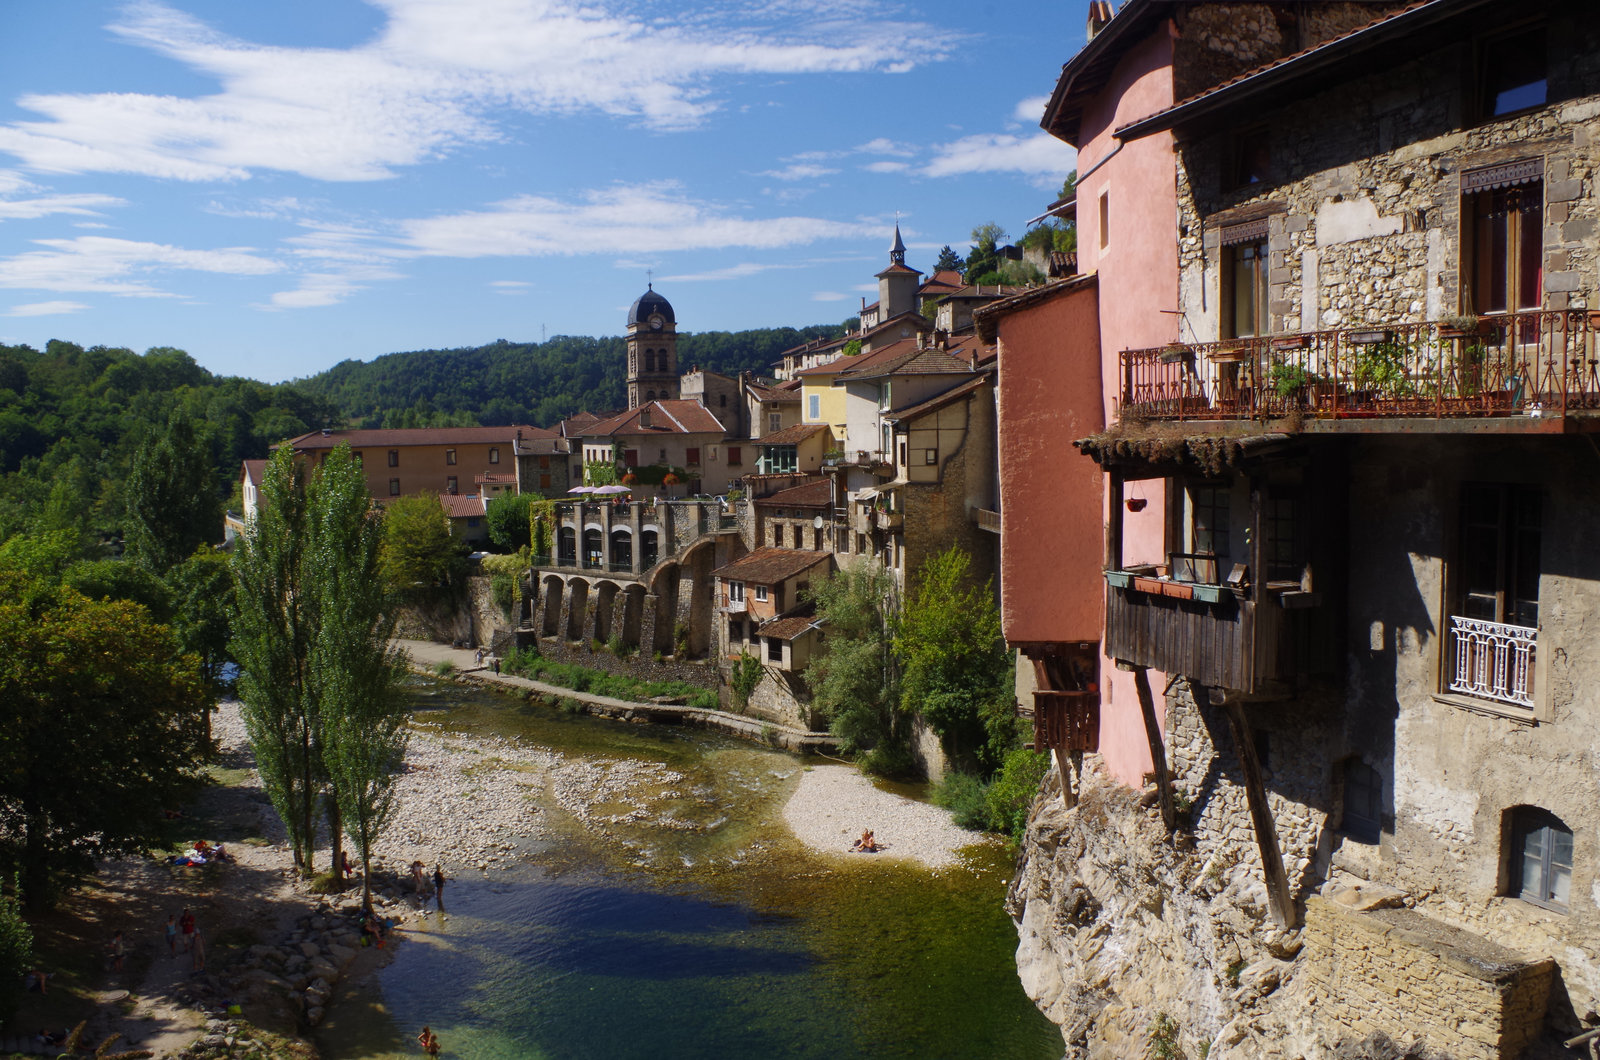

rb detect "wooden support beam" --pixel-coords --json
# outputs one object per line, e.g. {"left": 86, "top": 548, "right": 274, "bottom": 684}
{"left": 1130, "top": 665, "right": 1176, "bottom": 833}
{"left": 1106, "top": 470, "right": 1124, "bottom": 573}
{"left": 1212, "top": 689, "right": 1295, "bottom": 928}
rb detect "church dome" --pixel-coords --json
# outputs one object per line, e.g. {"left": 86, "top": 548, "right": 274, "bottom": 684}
{"left": 627, "top": 285, "right": 675, "bottom": 326}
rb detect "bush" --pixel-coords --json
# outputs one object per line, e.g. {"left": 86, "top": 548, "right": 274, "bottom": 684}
{"left": 0, "top": 883, "right": 33, "bottom": 1022}
{"left": 730, "top": 653, "right": 763, "bottom": 709}
{"left": 932, "top": 772, "right": 992, "bottom": 831}
{"left": 606, "top": 633, "right": 625, "bottom": 656}
{"left": 433, "top": 660, "right": 456, "bottom": 676}
{"left": 985, "top": 749, "right": 1051, "bottom": 843}
{"left": 490, "top": 572, "right": 516, "bottom": 617}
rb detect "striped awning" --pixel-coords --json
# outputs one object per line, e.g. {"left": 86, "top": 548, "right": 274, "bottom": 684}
{"left": 1219, "top": 217, "right": 1270, "bottom": 246}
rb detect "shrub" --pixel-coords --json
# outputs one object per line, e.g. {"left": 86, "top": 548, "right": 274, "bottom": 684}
{"left": 985, "top": 748, "right": 1051, "bottom": 843}
{"left": 559, "top": 697, "right": 584, "bottom": 715}
{"left": 490, "top": 572, "right": 516, "bottom": 617}
{"left": 932, "top": 772, "right": 992, "bottom": 831}
{"left": 0, "top": 882, "right": 33, "bottom": 1022}
{"left": 1150, "top": 1013, "right": 1181, "bottom": 1060}
{"left": 606, "top": 633, "right": 625, "bottom": 656}
{"left": 730, "top": 653, "right": 764, "bottom": 710}
{"left": 433, "top": 660, "right": 456, "bottom": 676}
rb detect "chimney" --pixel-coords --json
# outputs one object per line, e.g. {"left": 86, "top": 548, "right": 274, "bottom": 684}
{"left": 1087, "top": 0, "right": 1114, "bottom": 42}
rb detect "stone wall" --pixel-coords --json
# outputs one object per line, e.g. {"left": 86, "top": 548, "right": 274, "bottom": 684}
{"left": 521, "top": 633, "right": 721, "bottom": 692}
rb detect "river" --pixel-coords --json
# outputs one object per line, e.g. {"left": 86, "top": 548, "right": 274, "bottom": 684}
{"left": 316, "top": 678, "right": 1062, "bottom": 1059}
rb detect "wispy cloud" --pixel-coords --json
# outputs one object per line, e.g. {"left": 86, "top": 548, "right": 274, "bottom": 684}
{"left": 863, "top": 160, "right": 908, "bottom": 174}
{"left": 0, "top": 236, "right": 281, "bottom": 296}
{"left": 755, "top": 163, "right": 838, "bottom": 181}
{"left": 1012, "top": 96, "right": 1049, "bottom": 124}
{"left": 0, "top": 0, "right": 958, "bottom": 183}
{"left": 6, "top": 300, "right": 89, "bottom": 317}
{"left": 0, "top": 170, "right": 124, "bottom": 221}
{"left": 925, "top": 132, "right": 1075, "bottom": 181}
{"left": 811, "top": 290, "right": 850, "bottom": 301}
{"left": 661, "top": 261, "right": 808, "bottom": 283}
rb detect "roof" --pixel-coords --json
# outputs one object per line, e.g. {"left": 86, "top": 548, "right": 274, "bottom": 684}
{"left": 627, "top": 285, "right": 675, "bottom": 326}
{"left": 876, "top": 262, "right": 922, "bottom": 278}
{"left": 241, "top": 458, "right": 269, "bottom": 485}
{"left": 757, "top": 602, "right": 821, "bottom": 642}
{"left": 1115, "top": 0, "right": 1469, "bottom": 143}
{"left": 1041, "top": 0, "right": 1167, "bottom": 146}
{"left": 746, "top": 380, "right": 800, "bottom": 403}
{"left": 971, "top": 273, "right": 1099, "bottom": 342}
{"left": 830, "top": 339, "right": 980, "bottom": 383}
{"left": 586, "top": 399, "right": 727, "bottom": 437}
{"left": 287, "top": 425, "right": 548, "bottom": 450}
{"left": 884, "top": 374, "right": 993, "bottom": 425}
{"left": 515, "top": 435, "right": 571, "bottom": 455}
{"left": 756, "top": 423, "right": 830, "bottom": 446}
{"left": 711, "top": 547, "right": 831, "bottom": 585}
{"left": 438, "top": 494, "right": 487, "bottom": 518}
{"left": 475, "top": 471, "right": 517, "bottom": 484}
{"left": 557, "top": 411, "right": 610, "bottom": 438}
{"left": 755, "top": 479, "right": 833, "bottom": 508}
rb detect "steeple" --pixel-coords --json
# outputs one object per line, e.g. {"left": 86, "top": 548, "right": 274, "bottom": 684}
{"left": 889, "top": 223, "right": 907, "bottom": 267}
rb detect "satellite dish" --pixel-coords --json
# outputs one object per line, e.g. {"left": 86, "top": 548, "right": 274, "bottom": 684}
{"left": 813, "top": 515, "right": 824, "bottom": 529}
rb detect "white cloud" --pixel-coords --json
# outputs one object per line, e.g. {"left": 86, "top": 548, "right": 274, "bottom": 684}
{"left": 0, "top": 236, "right": 282, "bottom": 296}
{"left": 0, "top": 0, "right": 958, "bottom": 182}
{"left": 661, "top": 261, "right": 809, "bottom": 283}
{"left": 755, "top": 163, "right": 838, "bottom": 181}
{"left": 400, "top": 182, "right": 874, "bottom": 258}
{"left": 811, "top": 290, "right": 849, "bottom": 301}
{"left": 855, "top": 137, "right": 914, "bottom": 157}
{"left": 863, "top": 160, "right": 908, "bottom": 174}
{"left": 0, "top": 169, "right": 124, "bottom": 221}
{"left": 490, "top": 279, "right": 532, "bottom": 288}
{"left": 1013, "top": 96, "right": 1049, "bottom": 124}
{"left": 925, "top": 132, "right": 1076, "bottom": 180}
{"left": 7, "top": 300, "right": 89, "bottom": 317}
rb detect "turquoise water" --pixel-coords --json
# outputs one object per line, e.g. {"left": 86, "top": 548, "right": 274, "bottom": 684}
{"left": 317, "top": 681, "right": 1061, "bottom": 1059}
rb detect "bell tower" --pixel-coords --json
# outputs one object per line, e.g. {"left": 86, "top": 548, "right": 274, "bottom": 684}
{"left": 625, "top": 284, "right": 678, "bottom": 409}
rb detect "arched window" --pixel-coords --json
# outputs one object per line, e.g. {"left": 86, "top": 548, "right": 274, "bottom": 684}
{"left": 645, "top": 351, "right": 655, "bottom": 372}
{"left": 646, "top": 390, "right": 656, "bottom": 401}
{"left": 1508, "top": 806, "right": 1572, "bottom": 911}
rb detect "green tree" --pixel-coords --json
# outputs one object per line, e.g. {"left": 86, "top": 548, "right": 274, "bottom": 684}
{"left": 965, "top": 223, "right": 1009, "bottom": 286}
{"left": 895, "top": 546, "right": 1015, "bottom": 773}
{"left": 0, "top": 567, "right": 208, "bottom": 909}
{"left": 803, "top": 563, "right": 911, "bottom": 776}
{"left": 379, "top": 493, "right": 457, "bottom": 597}
{"left": 583, "top": 458, "right": 618, "bottom": 487}
{"left": 231, "top": 449, "right": 322, "bottom": 872}
{"left": 125, "top": 407, "right": 221, "bottom": 574}
{"left": 62, "top": 558, "right": 174, "bottom": 622}
{"left": 306, "top": 448, "right": 408, "bottom": 910}
{"left": 934, "top": 245, "right": 965, "bottom": 273}
{"left": 167, "top": 546, "right": 236, "bottom": 742}
{"left": 485, "top": 492, "right": 535, "bottom": 552}
{"left": 0, "top": 882, "right": 31, "bottom": 1021}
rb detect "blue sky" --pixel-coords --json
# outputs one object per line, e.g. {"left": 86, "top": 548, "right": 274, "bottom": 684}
{"left": 0, "top": 0, "right": 1083, "bottom": 382}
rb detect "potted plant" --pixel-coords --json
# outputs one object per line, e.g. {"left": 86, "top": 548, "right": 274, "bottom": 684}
{"left": 1436, "top": 314, "right": 1482, "bottom": 340}
{"left": 1159, "top": 343, "right": 1194, "bottom": 363}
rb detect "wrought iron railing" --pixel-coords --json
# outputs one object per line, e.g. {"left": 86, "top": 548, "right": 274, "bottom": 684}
{"left": 1119, "top": 310, "right": 1600, "bottom": 422}
{"left": 1447, "top": 615, "right": 1537, "bottom": 708}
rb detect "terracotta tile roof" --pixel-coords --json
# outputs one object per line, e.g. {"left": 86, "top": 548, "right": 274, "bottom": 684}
{"left": 437, "top": 493, "right": 486, "bottom": 518}
{"left": 586, "top": 400, "right": 727, "bottom": 437}
{"left": 755, "top": 479, "right": 833, "bottom": 508}
{"left": 834, "top": 341, "right": 980, "bottom": 382}
{"left": 711, "top": 547, "right": 831, "bottom": 585}
{"left": 757, "top": 602, "right": 821, "bottom": 642}
{"left": 875, "top": 262, "right": 922, "bottom": 277}
{"left": 756, "top": 423, "right": 830, "bottom": 446}
{"left": 884, "top": 374, "right": 992, "bottom": 423}
{"left": 557, "top": 411, "right": 612, "bottom": 438}
{"left": 288, "top": 425, "right": 548, "bottom": 449}
{"left": 475, "top": 471, "right": 517, "bottom": 484}
{"left": 747, "top": 381, "right": 800, "bottom": 403}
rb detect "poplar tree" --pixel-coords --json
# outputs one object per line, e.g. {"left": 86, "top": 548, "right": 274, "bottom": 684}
{"left": 126, "top": 407, "right": 221, "bottom": 575}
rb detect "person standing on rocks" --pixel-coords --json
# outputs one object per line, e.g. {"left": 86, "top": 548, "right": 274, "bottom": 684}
{"left": 180, "top": 908, "right": 195, "bottom": 952}
{"left": 191, "top": 928, "right": 206, "bottom": 974}
{"left": 433, "top": 864, "right": 446, "bottom": 913}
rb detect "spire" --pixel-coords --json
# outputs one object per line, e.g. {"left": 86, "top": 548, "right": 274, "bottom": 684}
{"left": 889, "top": 223, "right": 906, "bottom": 266}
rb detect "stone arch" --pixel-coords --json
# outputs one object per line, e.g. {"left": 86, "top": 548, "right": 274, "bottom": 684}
{"left": 641, "top": 527, "right": 660, "bottom": 570}
{"left": 593, "top": 580, "right": 620, "bottom": 644}
{"left": 645, "top": 350, "right": 656, "bottom": 372}
{"left": 646, "top": 390, "right": 656, "bottom": 401}
{"left": 558, "top": 526, "right": 576, "bottom": 565}
{"left": 609, "top": 527, "right": 633, "bottom": 570}
{"left": 650, "top": 563, "right": 681, "bottom": 653}
{"left": 622, "top": 584, "right": 647, "bottom": 648}
{"left": 565, "top": 578, "right": 590, "bottom": 641}
{"left": 540, "top": 575, "right": 563, "bottom": 637}
{"left": 582, "top": 528, "right": 603, "bottom": 568}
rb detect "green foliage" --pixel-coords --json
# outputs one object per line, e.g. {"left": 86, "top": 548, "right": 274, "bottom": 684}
{"left": 896, "top": 546, "right": 1014, "bottom": 773}
{"left": 606, "top": 632, "right": 626, "bottom": 656}
{"left": 0, "top": 561, "right": 208, "bottom": 909}
{"left": 485, "top": 492, "right": 535, "bottom": 552}
{"left": 0, "top": 881, "right": 32, "bottom": 1021}
{"left": 584, "top": 458, "right": 619, "bottom": 487}
{"left": 1225, "top": 958, "right": 1246, "bottom": 987}
{"left": 62, "top": 558, "right": 175, "bottom": 622}
{"left": 985, "top": 749, "right": 1050, "bottom": 843}
{"left": 1352, "top": 340, "right": 1415, "bottom": 397}
{"left": 434, "top": 660, "right": 456, "bottom": 676}
{"left": 730, "top": 652, "right": 764, "bottom": 709}
{"left": 379, "top": 493, "right": 459, "bottom": 597}
{"left": 933, "top": 245, "right": 965, "bottom": 273}
{"left": 803, "top": 562, "right": 912, "bottom": 776}
{"left": 480, "top": 550, "right": 528, "bottom": 619}
{"left": 1150, "top": 1013, "right": 1182, "bottom": 1059}
{"left": 931, "top": 772, "right": 991, "bottom": 831}
{"left": 490, "top": 572, "right": 516, "bottom": 617}
{"left": 166, "top": 546, "right": 237, "bottom": 709}
{"left": 125, "top": 407, "right": 221, "bottom": 575}
{"left": 501, "top": 650, "right": 715, "bottom": 708}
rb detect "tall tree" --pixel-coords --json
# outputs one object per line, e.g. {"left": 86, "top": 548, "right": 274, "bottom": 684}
{"left": 964, "top": 223, "right": 1009, "bottom": 285}
{"left": 0, "top": 563, "right": 208, "bottom": 909}
{"left": 802, "top": 562, "right": 910, "bottom": 776}
{"left": 231, "top": 449, "right": 322, "bottom": 872}
{"left": 485, "top": 491, "right": 534, "bottom": 552}
{"left": 379, "top": 493, "right": 458, "bottom": 597}
{"left": 167, "top": 545, "right": 236, "bottom": 744}
{"left": 125, "top": 407, "right": 221, "bottom": 574}
{"left": 309, "top": 451, "right": 408, "bottom": 910}
{"left": 934, "top": 245, "right": 965, "bottom": 273}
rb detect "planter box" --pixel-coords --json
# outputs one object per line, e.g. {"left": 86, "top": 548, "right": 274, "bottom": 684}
{"left": 1159, "top": 344, "right": 1194, "bottom": 363}
{"left": 1192, "top": 584, "right": 1227, "bottom": 604}
{"left": 1272, "top": 335, "right": 1311, "bottom": 350}
{"left": 1132, "top": 576, "right": 1165, "bottom": 595}
{"left": 1105, "top": 571, "right": 1133, "bottom": 589}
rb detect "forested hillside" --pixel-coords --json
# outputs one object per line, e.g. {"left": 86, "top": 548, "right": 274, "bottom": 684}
{"left": 295, "top": 324, "right": 846, "bottom": 429}
{"left": 0, "top": 340, "right": 338, "bottom": 544}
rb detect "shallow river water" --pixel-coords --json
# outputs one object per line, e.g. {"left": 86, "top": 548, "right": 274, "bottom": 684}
{"left": 317, "top": 680, "right": 1062, "bottom": 1059}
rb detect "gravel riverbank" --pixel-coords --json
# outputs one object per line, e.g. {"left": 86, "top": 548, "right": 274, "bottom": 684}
{"left": 782, "top": 764, "right": 997, "bottom": 870}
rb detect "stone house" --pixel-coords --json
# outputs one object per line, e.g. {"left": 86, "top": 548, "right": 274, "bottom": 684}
{"left": 996, "top": 1, "right": 1600, "bottom": 1056}
{"left": 680, "top": 367, "right": 746, "bottom": 436}
{"left": 712, "top": 546, "right": 832, "bottom": 727}
{"left": 438, "top": 492, "right": 489, "bottom": 547}
{"left": 581, "top": 399, "right": 736, "bottom": 496}
{"left": 743, "top": 375, "right": 801, "bottom": 439}
{"left": 283, "top": 424, "right": 553, "bottom": 502}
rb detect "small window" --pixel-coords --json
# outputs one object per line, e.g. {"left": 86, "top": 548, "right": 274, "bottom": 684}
{"left": 755, "top": 584, "right": 769, "bottom": 602}
{"left": 727, "top": 446, "right": 742, "bottom": 467}
{"left": 856, "top": 532, "right": 866, "bottom": 553}
{"left": 719, "top": 393, "right": 727, "bottom": 407}
{"left": 772, "top": 524, "right": 782, "bottom": 547}
{"left": 539, "top": 455, "right": 550, "bottom": 469}
{"left": 388, "top": 478, "right": 401, "bottom": 496}
{"left": 388, "top": 450, "right": 400, "bottom": 467}
{"left": 489, "top": 447, "right": 500, "bottom": 465}
{"left": 1098, "top": 190, "right": 1109, "bottom": 250}
{"left": 645, "top": 351, "right": 656, "bottom": 372}
{"left": 1227, "top": 126, "right": 1271, "bottom": 188}
{"left": 1189, "top": 484, "right": 1232, "bottom": 566}
{"left": 924, "top": 448, "right": 937, "bottom": 465}
{"left": 1509, "top": 807, "right": 1572, "bottom": 911}
{"left": 769, "top": 412, "right": 783, "bottom": 432}
{"left": 686, "top": 447, "right": 701, "bottom": 466}
{"left": 808, "top": 394, "right": 821, "bottom": 420}
{"left": 767, "top": 638, "right": 783, "bottom": 663}
{"left": 540, "top": 474, "right": 552, "bottom": 488}
{"left": 1482, "top": 27, "right": 1547, "bottom": 118}
{"left": 467, "top": 517, "right": 480, "bottom": 528}
{"left": 446, "top": 476, "right": 458, "bottom": 494}
{"left": 729, "top": 581, "right": 745, "bottom": 602}
{"left": 1225, "top": 240, "right": 1269, "bottom": 338}
{"left": 729, "top": 618, "right": 744, "bottom": 643}
{"left": 445, "top": 449, "right": 457, "bottom": 465}
{"left": 1341, "top": 759, "right": 1383, "bottom": 844}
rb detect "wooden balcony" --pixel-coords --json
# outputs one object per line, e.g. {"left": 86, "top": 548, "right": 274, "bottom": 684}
{"left": 1119, "top": 310, "right": 1600, "bottom": 428}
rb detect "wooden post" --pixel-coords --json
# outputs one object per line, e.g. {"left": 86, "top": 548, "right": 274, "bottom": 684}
{"left": 1106, "top": 471, "right": 1124, "bottom": 573}
{"left": 1128, "top": 664, "right": 1176, "bottom": 833}
{"left": 1214, "top": 691, "right": 1295, "bottom": 928}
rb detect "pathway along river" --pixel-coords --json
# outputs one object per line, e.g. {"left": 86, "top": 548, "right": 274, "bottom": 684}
{"left": 314, "top": 677, "right": 1060, "bottom": 1059}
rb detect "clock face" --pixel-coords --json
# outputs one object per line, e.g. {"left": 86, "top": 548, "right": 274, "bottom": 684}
{"left": 648, "top": 313, "right": 665, "bottom": 331}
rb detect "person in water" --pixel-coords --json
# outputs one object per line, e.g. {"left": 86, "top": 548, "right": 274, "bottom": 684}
{"left": 418, "top": 1026, "right": 441, "bottom": 1057}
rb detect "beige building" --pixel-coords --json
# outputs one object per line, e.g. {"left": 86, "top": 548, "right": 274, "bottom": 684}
{"left": 283, "top": 425, "right": 552, "bottom": 501}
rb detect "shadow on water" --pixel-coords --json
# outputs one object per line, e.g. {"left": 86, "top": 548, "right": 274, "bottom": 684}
{"left": 318, "top": 677, "right": 1061, "bottom": 1060}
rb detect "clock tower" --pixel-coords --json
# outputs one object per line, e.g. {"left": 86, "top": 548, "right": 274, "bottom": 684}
{"left": 625, "top": 284, "right": 678, "bottom": 409}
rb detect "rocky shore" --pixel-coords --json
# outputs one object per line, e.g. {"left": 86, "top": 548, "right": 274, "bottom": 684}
{"left": 782, "top": 764, "right": 995, "bottom": 870}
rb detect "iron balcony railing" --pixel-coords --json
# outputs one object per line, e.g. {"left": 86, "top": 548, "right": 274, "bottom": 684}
{"left": 1119, "top": 309, "right": 1600, "bottom": 423}
{"left": 1448, "top": 615, "right": 1537, "bottom": 708}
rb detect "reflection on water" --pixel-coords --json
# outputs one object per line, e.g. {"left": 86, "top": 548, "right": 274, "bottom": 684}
{"left": 318, "top": 680, "right": 1060, "bottom": 1060}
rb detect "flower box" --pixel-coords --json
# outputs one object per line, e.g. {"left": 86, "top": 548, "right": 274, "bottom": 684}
{"left": 1105, "top": 571, "right": 1133, "bottom": 589}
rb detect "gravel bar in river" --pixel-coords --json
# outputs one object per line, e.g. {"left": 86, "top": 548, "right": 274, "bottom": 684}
{"left": 782, "top": 764, "right": 996, "bottom": 870}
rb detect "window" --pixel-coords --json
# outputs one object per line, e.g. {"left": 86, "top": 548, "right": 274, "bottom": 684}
{"left": 445, "top": 449, "right": 457, "bottom": 465}
{"left": 540, "top": 474, "right": 552, "bottom": 488}
{"left": 686, "top": 447, "right": 701, "bottom": 466}
{"left": 1464, "top": 173, "right": 1542, "bottom": 315}
{"left": 646, "top": 390, "right": 656, "bottom": 401}
{"left": 719, "top": 393, "right": 727, "bottom": 407}
{"left": 807, "top": 394, "right": 821, "bottom": 420}
{"left": 812, "top": 527, "right": 822, "bottom": 550}
{"left": 539, "top": 455, "right": 550, "bottom": 469}
{"left": 624, "top": 449, "right": 639, "bottom": 467}
{"left": 838, "top": 527, "right": 851, "bottom": 553}
{"left": 1509, "top": 807, "right": 1571, "bottom": 911}
{"left": 727, "top": 446, "right": 742, "bottom": 467}
{"left": 772, "top": 524, "right": 782, "bottom": 547}
{"left": 729, "top": 581, "right": 745, "bottom": 602}
{"left": 645, "top": 351, "right": 655, "bottom": 372}
{"left": 764, "top": 445, "right": 798, "bottom": 474}
{"left": 857, "top": 532, "right": 866, "bottom": 553}
{"left": 1188, "top": 484, "right": 1232, "bottom": 567}
{"left": 1340, "top": 759, "right": 1383, "bottom": 844}
{"left": 878, "top": 384, "right": 890, "bottom": 412}
{"left": 467, "top": 517, "right": 480, "bottom": 528}
{"left": 1227, "top": 126, "right": 1271, "bottom": 189}
{"left": 489, "top": 447, "right": 500, "bottom": 465}
{"left": 1481, "top": 27, "right": 1547, "bottom": 118}
{"left": 729, "top": 618, "right": 744, "bottom": 643}
{"left": 1459, "top": 484, "right": 1541, "bottom": 626}
{"left": 1225, "top": 239, "right": 1269, "bottom": 338}
{"left": 767, "top": 638, "right": 783, "bottom": 663}
{"left": 389, "top": 478, "right": 401, "bottom": 496}
{"left": 352, "top": 451, "right": 363, "bottom": 466}
{"left": 1264, "top": 492, "right": 1303, "bottom": 583}
{"left": 769, "top": 412, "right": 783, "bottom": 432}
{"left": 924, "top": 448, "right": 937, "bottom": 465}
{"left": 755, "top": 585, "right": 769, "bottom": 602}
{"left": 446, "top": 476, "right": 458, "bottom": 494}
{"left": 1098, "top": 191, "right": 1109, "bottom": 249}
{"left": 388, "top": 450, "right": 400, "bottom": 467}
